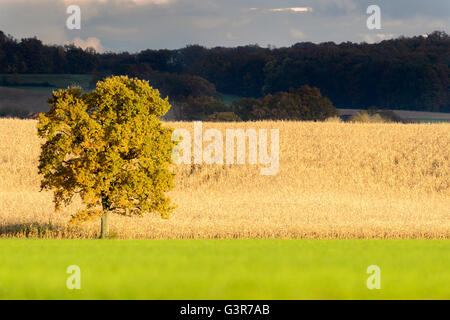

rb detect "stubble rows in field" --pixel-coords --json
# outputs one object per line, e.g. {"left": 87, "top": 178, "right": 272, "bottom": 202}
{"left": 0, "top": 119, "right": 448, "bottom": 239}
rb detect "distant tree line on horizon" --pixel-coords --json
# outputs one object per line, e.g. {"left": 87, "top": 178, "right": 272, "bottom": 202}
{"left": 0, "top": 30, "right": 448, "bottom": 113}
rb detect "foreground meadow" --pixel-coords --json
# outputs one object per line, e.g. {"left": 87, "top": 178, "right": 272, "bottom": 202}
{"left": 0, "top": 239, "right": 448, "bottom": 299}
{"left": 0, "top": 119, "right": 449, "bottom": 239}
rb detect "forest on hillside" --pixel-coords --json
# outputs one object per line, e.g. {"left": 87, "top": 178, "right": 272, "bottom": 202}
{"left": 0, "top": 30, "right": 449, "bottom": 112}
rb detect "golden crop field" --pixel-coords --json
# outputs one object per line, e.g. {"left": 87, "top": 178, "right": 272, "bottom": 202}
{"left": 0, "top": 119, "right": 449, "bottom": 239}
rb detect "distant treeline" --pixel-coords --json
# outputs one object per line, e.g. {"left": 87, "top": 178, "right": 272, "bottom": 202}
{"left": 0, "top": 30, "right": 449, "bottom": 112}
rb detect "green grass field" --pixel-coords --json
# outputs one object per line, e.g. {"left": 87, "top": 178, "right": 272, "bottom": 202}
{"left": 0, "top": 240, "right": 448, "bottom": 300}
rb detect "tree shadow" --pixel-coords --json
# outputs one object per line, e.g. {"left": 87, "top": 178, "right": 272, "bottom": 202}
{"left": 0, "top": 222, "right": 94, "bottom": 238}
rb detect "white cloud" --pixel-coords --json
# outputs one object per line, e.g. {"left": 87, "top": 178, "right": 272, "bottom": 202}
{"left": 226, "top": 32, "right": 236, "bottom": 40}
{"left": 250, "top": 7, "right": 313, "bottom": 13}
{"left": 0, "top": 0, "right": 448, "bottom": 51}
{"left": 192, "top": 17, "right": 228, "bottom": 29}
{"left": 70, "top": 37, "right": 106, "bottom": 52}
{"left": 362, "top": 33, "right": 395, "bottom": 43}
{"left": 97, "top": 25, "right": 139, "bottom": 36}
{"left": 269, "top": 7, "right": 313, "bottom": 13}
{"left": 61, "top": 0, "right": 173, "bottom": 4}
{"left": 132, "top": 0, "right": 173, "bottom": 4}
{"left": 290, "top": 29, "right": 306, "bottom": 40}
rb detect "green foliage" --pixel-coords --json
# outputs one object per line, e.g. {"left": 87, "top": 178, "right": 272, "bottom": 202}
{"left": 1, "top": 30, "right": 449, "bottom": 112}
{"left": 231, "top": 98, "right": 259, "bottom": 121}
{"left": 350, "top": 111, "right": 387, "bottom": 123}
{"left": 180, "top": 95, "right": 232, "bottom": 121}
{"left": 324, "top": 116, "right": 343, "bottom": 123}
{"left": 0, "top": 73, "right": 92, "bottom": 90}
{"left": 203, "top": 111, "right": 242, "bottom": 122}
{"left": 233, "top": 86, "right": 338, "bottom": 121}
{"left": 37, "top": 76, "right": 177, "bottom": 224}
{"left": 126, "top": 63, "right": 219, "bottom": 100}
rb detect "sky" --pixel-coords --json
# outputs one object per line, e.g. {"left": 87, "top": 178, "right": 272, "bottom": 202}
{"left": 0, "top": 0, "right": 448, "bottom": 52}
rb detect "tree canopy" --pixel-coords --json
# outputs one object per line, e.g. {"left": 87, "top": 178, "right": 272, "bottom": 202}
{"left": 1, "top": 30, "right": 449, "bottom": 112}
{"left": 233, "top": 86, "right": 338, "bottom": 121}
{"left": 37, "top": 76, "right": 177, "bottom": 237}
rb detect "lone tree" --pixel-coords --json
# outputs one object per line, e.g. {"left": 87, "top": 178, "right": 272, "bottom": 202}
{"left": 38, "top": 76, "right": 177, "bottom": 238}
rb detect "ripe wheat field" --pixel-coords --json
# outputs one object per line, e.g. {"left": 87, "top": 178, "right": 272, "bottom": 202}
{"left": 0, "top": 119, "right": 448, "bottom": 239}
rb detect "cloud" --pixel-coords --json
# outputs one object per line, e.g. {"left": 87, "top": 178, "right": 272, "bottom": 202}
{"left": 249, "top": 7, "right": 313, "bottom": 13}
{"left": 362, "top": 33, "right": 395, "bottom": 43}
{"left": 97, "top": 25, "right": 140, "bottom": 36}
{"left": 131, "top": 0, "right": 173, "bottom": 4}
{"left": 61, "top": 0, "right": 173, "bottom": 4}
{"left": 0, "top": 0, "right": 448, "bottom": 51}
{"left": 290, "top": 29, "right": 306, "bottom": 40}
{"left": 226, "top": 32, "right": 236, "bottom": 40}
{"left": 277, "top": 7, "right": 312, "bottom": 13}
{"left": 70, "top": 37, "right": 106, "bottom": 52}
{"left": 191, "top": 17, "right": 228, "bottom": 29}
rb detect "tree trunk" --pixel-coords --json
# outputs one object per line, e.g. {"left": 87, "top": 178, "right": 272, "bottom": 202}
{"left": 100, "top": 193, "right": 111, "bottom": 239}
{"left": 100, "top": 211, "right": 110, "bottom": 239}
